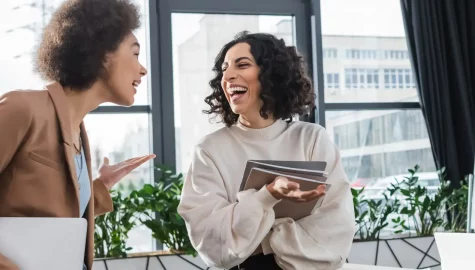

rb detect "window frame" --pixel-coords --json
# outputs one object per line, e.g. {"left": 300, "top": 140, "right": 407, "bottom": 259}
{"left": 310, "top": 0, "right": 420, "bottom": 127}
{"left": 148, "top": 0, "right": 313, "bottom": 171}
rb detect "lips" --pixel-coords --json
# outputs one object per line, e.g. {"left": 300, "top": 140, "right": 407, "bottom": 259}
{"left": 227, "top": 86, "right": 247, "bottom": 102}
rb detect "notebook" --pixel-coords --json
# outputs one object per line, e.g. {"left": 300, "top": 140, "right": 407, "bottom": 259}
{"left": 0, "top": 217, "right": 88, "bottom": 270}
{"left": 240, "top": 160, "right": 330, "bottom": 220}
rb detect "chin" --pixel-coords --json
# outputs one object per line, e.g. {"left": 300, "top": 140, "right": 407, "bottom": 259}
{"left": 231, "top": 105, "right": 245, "bottom": 115}
{"left": 112, "top": 96, "right": 135, "bottom": 107}
{"left": 123, "top": 97, "right": 135, "bottom": 106}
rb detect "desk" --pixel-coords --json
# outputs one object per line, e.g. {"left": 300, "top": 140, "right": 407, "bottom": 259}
{"left": 339, "top": 264, "right": 419, "bottom": 270}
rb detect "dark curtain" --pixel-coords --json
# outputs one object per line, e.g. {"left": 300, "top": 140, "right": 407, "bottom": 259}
{"left": 400, "top": 0, "right": 475, "bottom": 186}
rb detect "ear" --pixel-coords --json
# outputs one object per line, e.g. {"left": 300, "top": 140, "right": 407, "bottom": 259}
{"left": 103, "top": 53, "right": 114, "bottom": 70}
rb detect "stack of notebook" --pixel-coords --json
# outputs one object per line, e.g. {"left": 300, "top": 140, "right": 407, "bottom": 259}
{"left": 240, "top": 160, "right": 331, "bottom": 220}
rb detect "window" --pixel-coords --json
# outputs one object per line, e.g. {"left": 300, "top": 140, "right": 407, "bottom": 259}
{"left": 383, "top": 68, "right": 414, "bottom": 89}
{"left": 84, "top": 113, "right": 154, "bottom": 252}
{"left": 325, "top": 73, "right": 340, "bottom": 88}
{"left": 384, "top": 50, "right": 409, "bottom": 60}
{"left": 326, "top": 110, "right": 436, "bottom": 185}
{"left": 320, "top": 0, "right": 417, "bottom": 103}
{"left": 172, "top": 13, "right": 295, "bottom": 173}
{"left": 344, "top": 68, "right": 379, "bottom": 89}
{"left": 330, "top": 110, "right": 430, "bottom": 148}
{"left": 323, "top": 48, "right": 338, "bottom": 58}
{"left": 346, "top": 49, "right": 377, "bottom": 60}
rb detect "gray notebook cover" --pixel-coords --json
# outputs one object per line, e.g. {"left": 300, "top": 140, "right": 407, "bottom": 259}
{"left": 241, "top": 167, "right": 330, "bottom": 220}
{"left": 239, "top": 160, "right": 327, "bottom": 191}
{"left": 238, "top": 160, "right": 329, "bottom": 220}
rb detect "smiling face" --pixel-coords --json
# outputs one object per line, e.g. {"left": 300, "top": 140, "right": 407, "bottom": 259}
{"left": 221, "top": 42, "right": 262, "bottom": 117}
{"left": 102, "top": 32, "right": 148, "bottom": 106}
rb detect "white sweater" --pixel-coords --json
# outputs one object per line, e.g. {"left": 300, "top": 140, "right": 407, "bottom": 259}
{"left": 178, "top": 119, "right": 355, "bottom": 270}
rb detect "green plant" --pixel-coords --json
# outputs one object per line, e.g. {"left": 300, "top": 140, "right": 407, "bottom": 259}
{"left": 352, "top": 164, "right": 470, "bottom": 240}
{"left": 94, "top": 165, "right": 197, "bottom": 258}
{"left": 443, "top": 169, "right": 469, "bottom": 232}
{"left": 352, "top": 185, "right": 401, "bottom": 241}
{"left": 94, "top": 190, "right": 143, "bottom": 258}
{"left": 391, "top": 165, "right": 450, "bottom": 236}
{"left": 352, "top": 187, "right": 366, "bottom": 237}
{"left": 135, "top": 166, "right": 196, "bottom": 256}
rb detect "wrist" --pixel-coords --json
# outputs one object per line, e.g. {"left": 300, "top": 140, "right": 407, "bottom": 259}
{"left": 266, "top": 184, "right": 282, "bottom": 200}
{"left": 97, "top": 176, "right": 113, "bottom": 190}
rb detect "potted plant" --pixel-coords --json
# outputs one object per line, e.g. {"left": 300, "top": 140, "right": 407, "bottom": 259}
{"left": 92, "top": 166, "right": 210, "bottom": 270}
{"left": 94, "top": 189, "right": 143, "bottom": 258}
{"left": 135, "top": 166, "right": 196, "bottom": 256}
{"left": 92, "top": 163, "right": 469, "bottom": 270}
{"left": 348, "top": 165, "right": 468, "bottom": 270}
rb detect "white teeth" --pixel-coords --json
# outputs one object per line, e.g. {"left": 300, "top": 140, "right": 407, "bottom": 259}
{"left": 229, "top": 87, "right": 248, "bottom": 92}
{"left": 132, "top": 81, "right": 140, "bottom": 87}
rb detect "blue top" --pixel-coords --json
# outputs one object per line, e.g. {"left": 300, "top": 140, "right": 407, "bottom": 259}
{"left": 74, "top": 147, "right": 91, "bottom": 218}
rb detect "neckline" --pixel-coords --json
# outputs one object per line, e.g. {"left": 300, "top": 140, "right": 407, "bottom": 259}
{"left": 232, "top": 118, "right": 288, "bottom": 140}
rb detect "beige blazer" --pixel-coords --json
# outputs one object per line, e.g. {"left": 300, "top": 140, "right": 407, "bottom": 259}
{"left": 0, "top": 82, "right": 113, "bottom": 270}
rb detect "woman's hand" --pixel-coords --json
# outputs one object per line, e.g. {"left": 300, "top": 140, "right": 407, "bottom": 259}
{"left": 96, "top": 154, "right": 156, "bottom": 190}
{"left": 266, "top": 176, "right": 326, "bottom": 202}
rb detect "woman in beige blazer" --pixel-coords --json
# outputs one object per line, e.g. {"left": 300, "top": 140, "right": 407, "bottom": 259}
{"left": 0, "top": 1, "right": 154, "bottom": 269}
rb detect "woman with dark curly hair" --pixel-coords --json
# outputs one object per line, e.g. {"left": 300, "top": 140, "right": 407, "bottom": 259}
{"left": 0, "top": 0, "right": 154, "bottom": 269}
{"left": 178, "top": 32, "right": 354, "bottom": 270}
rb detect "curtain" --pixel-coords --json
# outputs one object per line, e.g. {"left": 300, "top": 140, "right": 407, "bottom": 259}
{"left": 400, "top": 0, "right": 475, "bottom": 186}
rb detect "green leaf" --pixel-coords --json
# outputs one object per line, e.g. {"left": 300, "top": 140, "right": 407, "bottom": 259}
{"left": 400, "top": 189, "right": 411, "bottom": 196}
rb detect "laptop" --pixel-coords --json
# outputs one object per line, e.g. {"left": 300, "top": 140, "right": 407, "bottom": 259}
{"left": 0, "top": 217, "right": 88, "bottom": 270}
{"left": 434, "top": 232, "right": 475, "bottom": 270}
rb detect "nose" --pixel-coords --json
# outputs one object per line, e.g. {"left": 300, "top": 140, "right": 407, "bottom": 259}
{"left": 140, "top": 64, "right": 147, "bottom": 77}
{"left": 223, "top": 66, "right": 237, "bottom": 82}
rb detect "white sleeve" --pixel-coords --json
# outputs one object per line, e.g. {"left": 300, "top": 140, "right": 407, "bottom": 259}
{"left": 261, "top": 128, "right": 355, "bottom": 270}
{"left": 177, "top": 144, "right": 280, "bottom": 269}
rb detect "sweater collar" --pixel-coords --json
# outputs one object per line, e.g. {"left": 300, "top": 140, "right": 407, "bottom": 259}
{"left": 232, "top": 118, "right": 289, "bottom": 140}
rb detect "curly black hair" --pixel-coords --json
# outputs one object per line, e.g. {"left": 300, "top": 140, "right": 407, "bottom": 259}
{"left": 204, "top": 31, "right": 315, "bottom": 127}
{"left": 35, "top": 0, "right": 141, "bottom": 90}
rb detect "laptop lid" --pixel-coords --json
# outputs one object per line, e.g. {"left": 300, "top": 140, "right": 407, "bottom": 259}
{"left": 0, "top": 217, "right": 87, "bottom": 270}
{"left": 434, "top": 232, "right": 475, "bottom": 270}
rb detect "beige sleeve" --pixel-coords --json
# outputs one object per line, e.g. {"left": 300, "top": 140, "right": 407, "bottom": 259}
{"left": 262, "top": 128, "right": 355, "bottom": 270}
{"left": 177, "top": 145, "right": 280, "bottom": 269}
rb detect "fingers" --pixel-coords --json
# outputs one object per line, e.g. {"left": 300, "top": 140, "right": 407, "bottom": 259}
{"left": 119, "top": 154, "right": 156, "bottom": 174}
{"left": 301, "top": 185, "right": 326, "bottom": 201}
{"left": 285, "top": 184, "right": 327, "bottom": 203}
{"left": 124, "top": 154, "right": 156, "bottom": 163}
{"left": 272, "top": 177, "right": 327, "bottom": 203}
{"left": 286, "top": 181, "right": 300, "bottom": 191}
{"left": 275, "top": 177, "right": 299, "bottom": 191}
{"left": 103, "top": 157, "right": 109, "bottom": 165}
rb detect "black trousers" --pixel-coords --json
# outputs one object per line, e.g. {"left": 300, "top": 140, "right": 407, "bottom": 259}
{"left": 229, "top": 253, "right": 282, "bottom": 270}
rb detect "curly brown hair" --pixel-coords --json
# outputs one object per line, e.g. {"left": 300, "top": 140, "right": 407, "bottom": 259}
{"left": 35, "top": 0, "right": 141, "bottom": 91}
{"left": 204, "top": 31, "right": 315, "bottom": 127}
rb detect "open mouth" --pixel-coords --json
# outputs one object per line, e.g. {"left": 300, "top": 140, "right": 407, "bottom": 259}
{"left": 229, "top": 86, "right": 248, "bottom": 101}
{"left": 132, "top": 80, "right": 140, "bottom": 87}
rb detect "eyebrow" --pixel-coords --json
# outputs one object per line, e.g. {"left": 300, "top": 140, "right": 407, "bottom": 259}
{"left": 222, "top": 56, "right": 253, "bottom": 67}
{"left": 132, "top": 42, "right": 140, "bottom": 48}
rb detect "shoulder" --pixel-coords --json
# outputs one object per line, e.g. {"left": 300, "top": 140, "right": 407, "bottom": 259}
{"left": 195, "top": 126, "right": 235, "bottom": 154}
{"left": 288, "top": 120, "right": 339, "bottom": 159}
{"left": 0, "top": 89, "right": 50, "bottom": 114}
{"left": 287, "top": 120, "right": 330, "bottom": 141}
